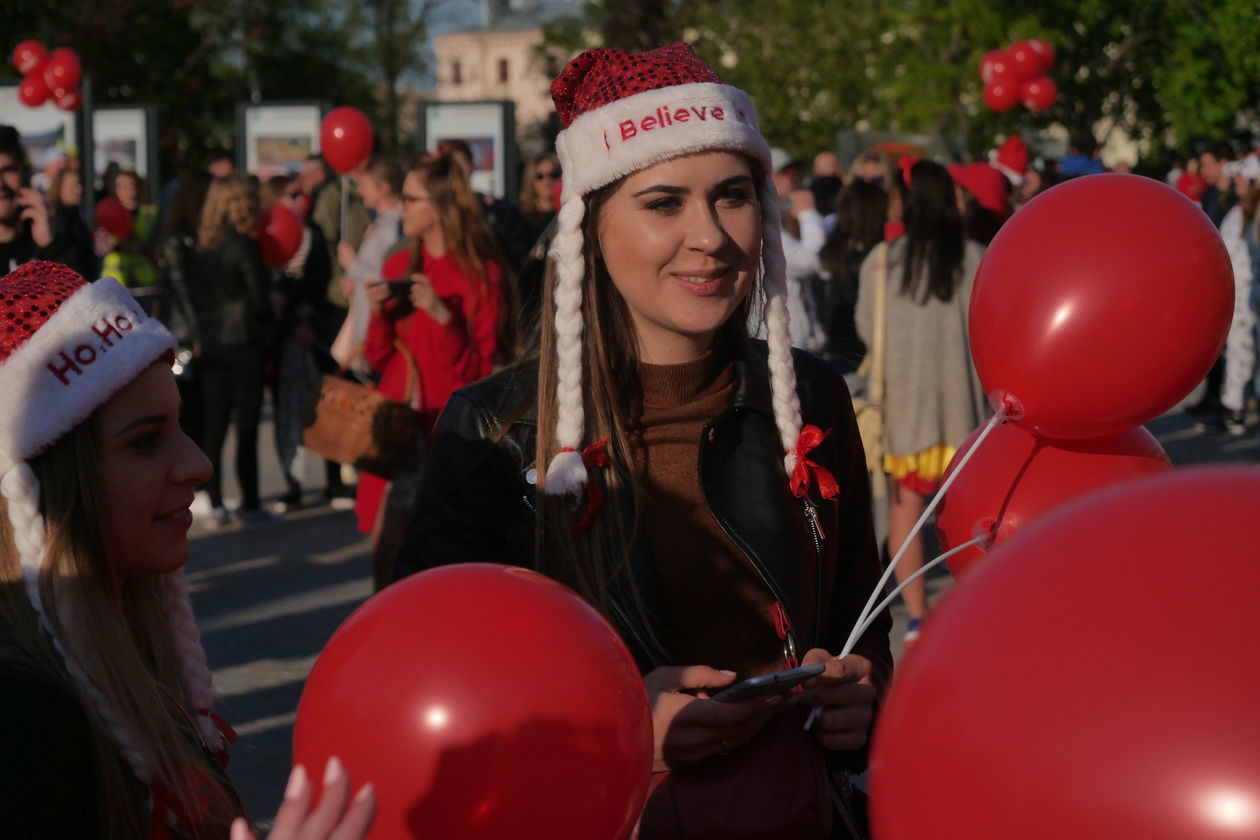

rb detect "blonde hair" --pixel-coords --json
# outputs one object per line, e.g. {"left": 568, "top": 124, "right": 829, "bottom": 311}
{"left": 0, "top": 421, "right": 239, "bottom": 838}
{"left": 198, "top": 177, "right": 258, "bottom": 251}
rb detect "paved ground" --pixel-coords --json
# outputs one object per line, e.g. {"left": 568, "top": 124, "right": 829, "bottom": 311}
{"left": 191, "top": 405, "right": 1258, "bottom": 825}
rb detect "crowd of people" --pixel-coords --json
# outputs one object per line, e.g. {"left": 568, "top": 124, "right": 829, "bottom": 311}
{"left": 0, "top": 37, "right": 1257, "bottom": 839}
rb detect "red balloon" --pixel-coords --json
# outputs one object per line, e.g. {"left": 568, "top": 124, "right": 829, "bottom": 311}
{"left": 1007, "top": 41, "right": 1043, "bottom": 83}
{"left": 17, "top": 73, "right": 51, "bottom": 108}
{"left": 319, "top": 107, "right": 374, "bottom": 175}
{"left": 979, "top": 49, "right": 1014, "bottom": 85}
{"left": 257, "top": 204, "right": 304, "bottom": 269}
{"left": 935, "top": 422, "right": 1171, "bottom": 578}
{"left": 1027, "top": 37, "right": 1055, "bottom": 71}
{"left": 969, "top": 174, "right": 1233, "bottom": 440}
{"left": 1020, "top": 76, "right": 1057, "bottom": 112}
{"left": 11, "top": 40, "right": 47, "bottom": 75}
{"left": 293, "top": 564, "right": 653, "bottom": 840}
{"left": 982, "top": 80, "right": 1019, "bottom": 112}
{"left": 42, "top": 48, "right": 81, "bottom": 93}
{"left": 872, "top": 466, "right": 1260, "bottom": 840}
{"left": 95, "top": 197, "right": 133, "bottom": 240}
{"left": 53, "top": 86, "right": 82, "bottom": 112}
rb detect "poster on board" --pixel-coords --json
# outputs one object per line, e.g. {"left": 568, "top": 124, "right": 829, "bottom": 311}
{"left": 0, "top": 85, "right": 79, "bottom": 191}
{"left": 419, "top": 100, "right": 516, "bottom": 200}
{"left": 237, "top": 102, "right": 323, "bottom": 179}
{"left": 92, "top": 106, "right": 158, "bottom": 190}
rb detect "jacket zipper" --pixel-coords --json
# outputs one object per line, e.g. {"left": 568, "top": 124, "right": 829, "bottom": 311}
{"left": 802, "top": 497, "right": 827, "bottom": 650}
{"left": 610, "top": 596, "right": 659, "bottom": 669}
{"left": 699, "top": 420, "right": 800, "bottom": 667}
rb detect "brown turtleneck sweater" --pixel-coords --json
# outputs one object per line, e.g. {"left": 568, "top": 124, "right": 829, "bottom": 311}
{"left": 632, "top": 348, "right": 782, "bottom": 677}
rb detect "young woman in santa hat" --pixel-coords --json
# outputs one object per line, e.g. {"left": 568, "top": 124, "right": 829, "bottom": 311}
{"left": 0, "top": 261, "right": 374, "bottom": 838}
{"left": 395, "top": 44, "right": 891, "bottom": 836}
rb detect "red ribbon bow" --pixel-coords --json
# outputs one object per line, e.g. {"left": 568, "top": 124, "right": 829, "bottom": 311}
{"left": 197, "top": 708, "right": 239, "bottom": 768}
{"left": 569, "top": 438, "right": 610, "bottom": 536}
{"left": 789, "top": 425, "right": 840, "bottom": 501}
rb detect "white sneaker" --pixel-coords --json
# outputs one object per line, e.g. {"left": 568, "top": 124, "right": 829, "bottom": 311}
{"left": 210, "top": 506, "right": 232, "bottom": 528}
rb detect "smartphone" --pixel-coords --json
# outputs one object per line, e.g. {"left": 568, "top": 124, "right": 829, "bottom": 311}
{"left": 710, "top": 662, "right": 824, "bottom": 703}
{"left": 386, "top": 278, "right": 412, "bottom": 297}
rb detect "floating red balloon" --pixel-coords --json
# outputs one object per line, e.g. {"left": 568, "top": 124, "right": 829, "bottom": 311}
{"left": 11, "top": 40, "right": 47, "bottom": 75}
{"left": 979, "top": 49, "right": 1014, "bottom": 85}
{"left": 319, "top": 107, "right": 374, "bottom": 175}
{"left": 935, "top": 423, "right": 1171, "bottom": 578}
{"left": 257, "top": 204, "right": 304, "bottom": 269}
{"left": 42, "top": 48, "right": 81, "bottom": 92}
{"left": 969, "top": 174, "right": 1233, "bottom": 440}
{"left": 95, "top": 197, "right": 133, "bottom": 240}
{"left": 873, "top": 466, "right": 1260, "bottom": 840}
{"left": 1020, "top": 76, "right": 1057, "bottom": 112}
{"left": 293, "top": 564, "right": 653, "bottom": 840}
{"left": 53, "top": 86, "right": 82, "bottom": 112}
{"left": 982, "top": 80, "right": 1019, "bottom": 112}
{"left": 17, "top": 73, "right": 51, "bottom": 108}
{"left": 1007, "top": 41, "right": 1043, "bottom": 83}
{"left": 1027, "top": 37, "right": 1055, "bottom": 70}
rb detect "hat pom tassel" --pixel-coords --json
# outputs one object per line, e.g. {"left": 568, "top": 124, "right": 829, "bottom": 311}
{"left": 544, "top": 448, "right": 588, "bottom": 496}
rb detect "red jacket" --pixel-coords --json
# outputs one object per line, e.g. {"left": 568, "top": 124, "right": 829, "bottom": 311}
{"left": 355, "top": 247, "right": 504, "bottom": 532}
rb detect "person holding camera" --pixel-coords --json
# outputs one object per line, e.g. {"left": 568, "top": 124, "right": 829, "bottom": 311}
{"left": 0, "top": 133, "right": 73, "bottom": 274}
{"left": 355, "top": 156, "right": 507, "bottom": 588}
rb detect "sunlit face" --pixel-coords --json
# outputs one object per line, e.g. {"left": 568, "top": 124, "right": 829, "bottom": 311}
{"left": 597, "top": 151, "right": 761, "bottom": 364}
{"left": 114, "top": 174, "right": 139, "bottom": 210}
{"left": 59, "top": 171, "right": 82, "bottom": 206}
{"left": 94, "top": 363, "right": 212, "bottom": 583}
{"left": 400, "top": 171, "right": 438, "bottom": 240}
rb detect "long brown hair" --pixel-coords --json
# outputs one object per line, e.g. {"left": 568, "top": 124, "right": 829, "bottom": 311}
{"left": 407, "top": 157, "right": 516, "bottom": 361}
{"left": 532, "top": 168, "right": 759, "bottom": 658}
{"left": 197, "top": 177, "right": 257, "bottom": 252}
{"left": 0, "top": 422, "right": 239, "bottom": 838}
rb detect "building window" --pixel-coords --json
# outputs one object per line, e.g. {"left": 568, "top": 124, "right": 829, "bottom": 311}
{"left": 452, "top": 60, "right": 462, "bottom": 84}
{"left": 497, "top": 58, "right": 509, "bottom": 83}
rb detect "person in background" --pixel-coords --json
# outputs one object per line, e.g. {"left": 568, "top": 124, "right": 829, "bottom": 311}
{"left": 856, "top": 160, "right": 987, "bottom": 648}
{"left": 310, "top": 159, "right": 370, "bottom": 311}
{"left": 100, "top": 170, "right": 160, "bottom": 291}
{"left": 1218, "top": 163, "right": 1257, "bottom": 435}
{"left": 515, "top": 151, "right": 562, "bottom": 336}
{"left": 0, "top": 131, "right": 65, "bottom": 274}
{"left": 810, "top": 151, "right": 844, "bottom": 227}
{"left": 207, "top": 147, "right": 236, "bottom": 181}
{"left": 817, "top": 179, "right": 888, "bottom": 373}
{"left": 436, "top": 138, "right": 535, "bottom": 276}
{"left": 518, "top": 151, "right": 561, "bottom": 241}
{"left": 947, "top": 162, "right": 1010, "bottom": 246}
{"left": 1175, "top": 157, "right": 1206, "bottom": 202}
{"left": 358, "top": 156, "right": 507, "bottom": 589}
{"left": 193, "top": 177, "right": 274, "bottom": 527}
{"left": 260, "top": 174, "right": 353, "bottom": 510}
{"left": 771, "top": 147, "right": 828, "bottom": 351}
{"left": 1059, "top": 133, "right": 1106, "bottom": 179}
{"left": 45, "top": 166, "right": 95, "bottom": 279}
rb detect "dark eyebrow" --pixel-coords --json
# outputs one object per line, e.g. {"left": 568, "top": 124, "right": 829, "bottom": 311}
{"left": 632, "top": 175, "right": 755, "bottom": 199}
{"left": 113, "top": 414, "right": 167, "bottom": 437}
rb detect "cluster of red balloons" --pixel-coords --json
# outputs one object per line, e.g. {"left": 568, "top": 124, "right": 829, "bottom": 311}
{"left": 936, "top": 174, "right": 1233, "bottom": 578}
{"left": 294, "top": 564, "right": 653, "bottom": 839}
{"left": 12, "top": 40, "right": 83, "bottom": 111}
{"left": 980, "top": 38, "right": 1056, "bottom": 112}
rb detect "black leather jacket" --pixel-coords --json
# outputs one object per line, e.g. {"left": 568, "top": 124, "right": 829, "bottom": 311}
{"left": 394, "top": 340, "right": 892, "bottom": 693}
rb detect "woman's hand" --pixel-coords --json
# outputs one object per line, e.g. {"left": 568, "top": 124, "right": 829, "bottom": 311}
{"left": 17, "top": 188, "right": 52, "bottom": 247}
{"left": 644, "top": 665, "right": 785, "bottom": 772}
{"left": 337, "top": 241, "right": 357, "bottom": 270}
{"left": 408, "top": 273, "right": 452, "bottom": 326}
{"left": 788, "top": 188, "right": 816, "bottom": 218}
{"left": 231, "top": 757, "right": 375, "bottom": 840}
{"left": 797, "top": 650, "right": 876, "bottom": 752}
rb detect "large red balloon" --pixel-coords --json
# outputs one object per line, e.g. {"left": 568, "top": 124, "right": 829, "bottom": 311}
{"left": 95, "top": 197, "right": 133, "bottom": 240}
{"left": 872, "top": 466, "right": 1260, "bottom": 840}
{"left": 12, "top": 40, "right": 47, "bottom": 75}
{"left": 294, "top": 564, "right": 653, "bottom": 840}
{"left": 979, "top": 49, "right": 1014, "bottom": 85}
{"left": 257, "top": 204, "right": 304, "bottom": 269}
{"left": 42, "top": 48, "right": 81, "bottom": 93}
{"left": 969, "top": 174, "right": 1233, "bottom": 440}
{"left": 17, "top": 73, "right": 51, "bottom": 108}
{"left": 935, "top": 422, "right": 1171, "bottom": 578}
{"left": 982, "top": 80, "right": 1019, "bottom": 112}
{"left": 320, "top": 107, "right": 374, "bottom": 175}
{"left": 1007, "top": 41, "right": 1043, "bottom": 83}
{"left": 1020, "top": 76, "right": 1057, "bottom": 111}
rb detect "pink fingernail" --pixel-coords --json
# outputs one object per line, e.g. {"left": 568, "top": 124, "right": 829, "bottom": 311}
{"left": 285, "top": 764, "right": 307, "bottom": 800}
{"left": 719, "top": 669, "right": 736, "bottom": 676}
{"left": 324, "top": 755, "right": 343, "bottom": 786}
{"left": 354, "top": 782, "right": 375, "bottom": 804}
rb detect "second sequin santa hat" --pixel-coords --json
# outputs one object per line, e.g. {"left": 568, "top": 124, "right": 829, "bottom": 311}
{"left": 0, "top": 262, "right": 230, "bottom": 791}
{"left": 544, "top": 42, "right": 806, "bottom": 495}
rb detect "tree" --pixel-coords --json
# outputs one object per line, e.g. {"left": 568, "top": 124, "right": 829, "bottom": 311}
{"left": 363, "top": 0, "right": 446, "bottom": 155}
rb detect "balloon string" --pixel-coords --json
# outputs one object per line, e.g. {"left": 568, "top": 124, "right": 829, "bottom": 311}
{"left": 339, "top": 174, "right": 348, "bottom": 248}
{"left": 839, "top": 405, "right": 1007, "bottom": 659}
{"left": 804, "top": 533, "right": 988, "bottom": 732}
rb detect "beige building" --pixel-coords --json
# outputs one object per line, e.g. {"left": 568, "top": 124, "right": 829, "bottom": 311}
{"left": 433, "top": 0, "right": 576, "bottom": 154}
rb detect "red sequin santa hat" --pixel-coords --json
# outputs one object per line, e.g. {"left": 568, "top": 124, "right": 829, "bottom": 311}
{"left": 989, "top": 134, "right": 1029, "bottom": 186}
{"left": 0, "top": 262, "right": 229, "bottom": 793}
{"left": 545, "top": 43, "right": 805, "bottom": 494}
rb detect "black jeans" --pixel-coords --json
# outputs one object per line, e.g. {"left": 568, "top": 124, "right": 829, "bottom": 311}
{"left": 200, "top": 346, "right": 266, "bottom": 510}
